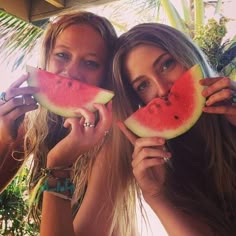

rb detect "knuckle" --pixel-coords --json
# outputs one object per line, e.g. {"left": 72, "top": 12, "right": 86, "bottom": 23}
{"left": 222, "top": 77, "right": 231, "bottom": 86}
{"left": 11, "top": 97, "right": 20, "bottom": 106}
{"left": 141, "top": 148, "right": 148, "bottom": 156}
{"left": 223, "top": 89, "right": 231, "bottom": 98}
{"left": 134, "top": 138, "right": 142, "bottom": 147}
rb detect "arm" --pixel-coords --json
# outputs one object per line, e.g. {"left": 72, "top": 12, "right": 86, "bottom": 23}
{"left": 41, "top": 146, "right": 115, "bottom": 236}
{"left": 0, "top": 73, "right": 38, "bottom": 192}
{"left": 73, "top": 146, "right": 115, "bottom": 236}
{"left": 0, "top": 127, "right": 24, "bottom": 192}
{"left": 40, "top": 103, "right": 113, "bottom": 236}
{"left": 145, "top": 193, "right": 215, "bottom": 236}
{"left": 118, "top": 122, "right": 215, "bottom": 236}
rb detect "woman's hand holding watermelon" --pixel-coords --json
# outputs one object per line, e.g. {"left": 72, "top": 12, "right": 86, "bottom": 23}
{"left": 117, "top": 121, "right": 172, "bottom": 203}
{"left": 47, "top": 102, "right": 112, "bottom": 168}
{"left": 0, "top": 73, "right": 38, "bottom": 143}
{"left": 200, "top": 77, "right": 236, "bottom": 125}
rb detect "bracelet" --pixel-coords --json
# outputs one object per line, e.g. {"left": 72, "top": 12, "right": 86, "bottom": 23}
{"left": 41, "top": 178, "right": 75, "bottom": 199}
{"left": 47, "top": 191, "right": 72, "bottom": 201}
{"left": 41, "top": 165, "right": 73, "bottom": 179}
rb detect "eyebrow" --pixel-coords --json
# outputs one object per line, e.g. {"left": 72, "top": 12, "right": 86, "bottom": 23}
{"left": 54, "top": 44, "right": 98, "bottom": 57}
{"left": 131, "top": 52, "right": 169, "bottom": 86}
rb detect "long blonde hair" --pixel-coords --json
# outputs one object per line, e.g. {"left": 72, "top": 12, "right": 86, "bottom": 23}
{"left": 112, "top": 23, "right": 236, "bottom": 235}
{"left": 23, "top": 10, "right": 138, "bottom": 235}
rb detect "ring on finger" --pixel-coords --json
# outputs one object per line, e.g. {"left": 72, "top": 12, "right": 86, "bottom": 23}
{"left": 163, "top": 157, "right": 169, "bottom": 163}
{"left": 0, "top": 92, "right": 7, "bottom": 103}
{"left": 22, "top": 96, "right": 26, "bottom": 105}
{"left": 83, "top": 122, "right": 95, "bottom": 128}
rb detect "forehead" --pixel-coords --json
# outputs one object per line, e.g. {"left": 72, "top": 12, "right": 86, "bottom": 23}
{"left": 54, "top": 24, "right": 107, "bottom": 54}
{"left": 125, "top": 44, "right": 167, "bottom": 75}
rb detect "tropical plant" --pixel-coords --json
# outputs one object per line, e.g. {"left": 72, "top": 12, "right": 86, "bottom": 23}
{"left": 0, "top": 10, "right": 43, "bottom": 72}
{"left": 0, "top": 168, "right": 39, "bottom": 236}
{"left": 156, "top": 0, "right": 236, "bottom": 80}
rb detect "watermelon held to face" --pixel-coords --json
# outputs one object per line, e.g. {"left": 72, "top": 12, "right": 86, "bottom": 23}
{"left": 124, "top": 64, "right": 205, "bottom": 139}
{"left": 26, "top": 66, "right": 114, "bottom": 117}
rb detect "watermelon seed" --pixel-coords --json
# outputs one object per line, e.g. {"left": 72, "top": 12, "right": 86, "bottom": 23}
{"left": 174, "top": 115, "right": 179, "bottom": 120}
{"left": 68, "top": 81, "right": 72, "bottom": 87}
{"left": 165, "top": 101, "right": 171, "bottom": 106}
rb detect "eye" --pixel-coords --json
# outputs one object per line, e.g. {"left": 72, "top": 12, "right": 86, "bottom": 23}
{"left": 160, "top": 58, "right": 177, "bottom": 73}
{"left": 55, "top": 52, "right": 70, "bottom": 60}
{"left": 82, "top": 60, "right": 100, "bottom": 69}
{"left": 135, "top": 80, "right": 150, "bottom": 93}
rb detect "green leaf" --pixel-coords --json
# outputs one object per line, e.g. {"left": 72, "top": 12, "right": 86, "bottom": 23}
{"left": 180, "top": 0, "right": 192, "bottom": 26}
{"left": 194, "top": 0, "right": 204, "bottom": 34}
{"left": 160, "top": 0, "right": 187, "bottom": 33}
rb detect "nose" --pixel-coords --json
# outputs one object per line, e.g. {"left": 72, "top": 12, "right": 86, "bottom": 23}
{"left": 153, "top": 76, "right": 170, "bottom": 98}
{"left": 60, "top": 62, "right": 84, "bottom": 82}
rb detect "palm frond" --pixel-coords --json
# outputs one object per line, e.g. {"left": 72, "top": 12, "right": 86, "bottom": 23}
{"left": 0, "top": 10, "right": 43, "bottom": 72}
{"left": 160, "top": 0, "right": 187, "bottom": 32}
{"left": 194, "top": 0, "right": 204, "bottom": 33}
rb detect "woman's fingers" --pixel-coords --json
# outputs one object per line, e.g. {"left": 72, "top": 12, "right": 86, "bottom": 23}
{"left": 132, "top": 157, "right": 165, "bottom": 175}
{"left": 74, "top": 107, "right": 96, "bottom": 132}
{"left": 204, "top": 88, "right": 232, "bottom": 106}
{"left": 201, "top": 77, "right": 235, "bottom": 98}
{"left": 10, "top": 73, "right": 29, "bottom": 88}
{"left": 93, "top": 102, "right": 112, "bottom": 132}
{"left": 132, "top": 147, "right": 170, "bottom": 168}
{"left": 203, "top": 104, "right": 236, "bottom": 115}
{"left": 133, "top": 137, "right": 165, "bottom": 156}
{"left": 117, "top": 120, "right": 137, "bottom": 145}
{"left": 200, "top": 77, "right": 236, "bottom": 115}
{"left": 0, "top": 96, "right": 37, "bottom": 116}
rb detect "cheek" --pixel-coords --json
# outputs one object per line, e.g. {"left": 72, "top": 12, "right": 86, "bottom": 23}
{"left": 176, "top": 66, "right": 186, "bottom": 80}
{"left": 47, "top": 56, "right": 59, "bottom": 73}
{"left": 86, "top": 69, "right": 105, "bottom": 87}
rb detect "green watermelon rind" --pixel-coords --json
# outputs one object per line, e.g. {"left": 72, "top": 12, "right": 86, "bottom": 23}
{"left": 26, "top": 65, "right": 114, "bottom": 117}
{"left": 32, "top": 92, "right": 114, "bottom": 117}
{"left": 124, "top": 64, "right": 205, "bottom": 139}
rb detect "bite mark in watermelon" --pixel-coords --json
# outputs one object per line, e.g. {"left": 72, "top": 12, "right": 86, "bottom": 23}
{"left": 124, "top": 64, "right": 205, "bottom": 139}
{"left": 26, "top": 66, "right": 114, "bottom": 117}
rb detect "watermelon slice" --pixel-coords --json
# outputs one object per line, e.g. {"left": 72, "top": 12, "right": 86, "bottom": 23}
{"left": 124, "top": 64, "right": 205, "bottom": 139}
{"left": 26, "top": 66, "right": 114, "bottom": 117}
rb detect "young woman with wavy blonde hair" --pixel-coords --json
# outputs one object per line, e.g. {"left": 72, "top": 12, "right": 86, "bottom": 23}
{"left": 0, "top": 10, "right": 138, "bottom": 236}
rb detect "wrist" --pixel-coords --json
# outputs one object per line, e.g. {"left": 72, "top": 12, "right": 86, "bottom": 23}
{"left": 42, "top": 177, "right": 74, "bottom": 200}
{"left": 42, "top": 165, "right": 73, "bottom": 179}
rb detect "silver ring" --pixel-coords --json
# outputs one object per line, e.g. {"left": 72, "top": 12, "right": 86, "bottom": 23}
{"left": 0, "top": 92, "right": 7, "bottom": 103}
{"left": 163, "top": 157, "right": 169, "bottom": 163}
{"left": 83, "top": 122, "right": 95, "bottom": 128}
{"left": 104, "top": 130, "right": 109, "bottom": 136}
{"left": 22, "top": 96, "right": 26, "bottom": 105}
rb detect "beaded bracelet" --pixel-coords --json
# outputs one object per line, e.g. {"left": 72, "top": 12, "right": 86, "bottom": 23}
{"left": 41, "top": 178, "right": 75, "bottom": 200}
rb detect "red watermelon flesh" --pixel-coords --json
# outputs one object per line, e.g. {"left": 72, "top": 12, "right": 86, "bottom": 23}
{"left": 124, "top": 64, "right": 205, "bottom": 139}
{"left": 26, "top": 66, "right": 114, "bottom": 117}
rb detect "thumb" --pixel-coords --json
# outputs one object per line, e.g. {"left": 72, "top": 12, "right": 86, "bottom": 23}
{"left": 63, "top": 118, "right": 72, "bottom": 129}
{"left": 117, "top": 121, "right": 137, "bottom": 145}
